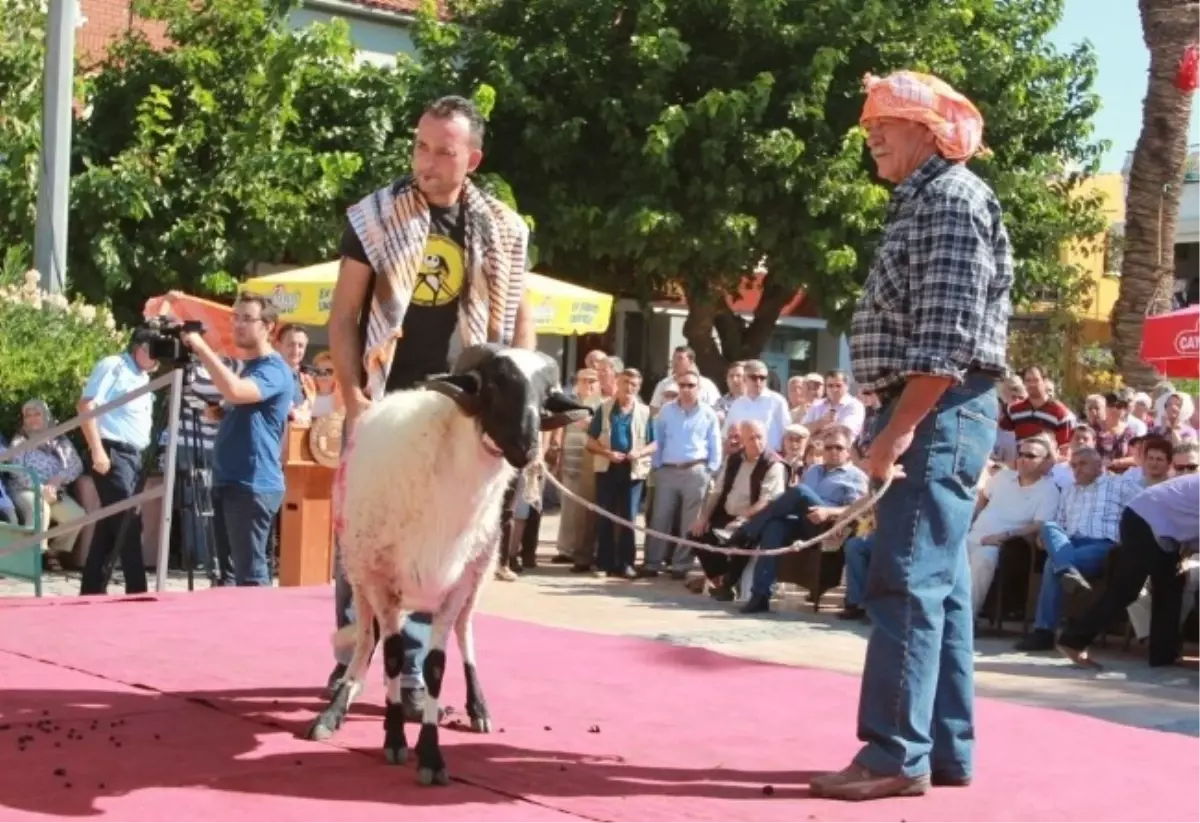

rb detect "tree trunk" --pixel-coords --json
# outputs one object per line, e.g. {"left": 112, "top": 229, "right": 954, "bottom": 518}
{"left": 683, "top": 280, "right": 793, "bottom": 382}
{"left": 1112, "top": 0, "right": 1198, "bottom": 388}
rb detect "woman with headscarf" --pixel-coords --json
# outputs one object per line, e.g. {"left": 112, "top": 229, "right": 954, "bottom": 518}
{"left": 7, "top": 399, "right": 87, "bottom": 566}
{"left": 1154, "top": 391, "right": 1198, "bottom": 445}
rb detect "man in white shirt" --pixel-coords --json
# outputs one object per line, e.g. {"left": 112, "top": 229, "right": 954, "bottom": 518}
{"left": 801, "top": 370, "right": 867, "bottom": 439}
{"left": 722, "top": 359, "right": 791, "bottom": 451}
{"left": 649, "top": 346, "right": 722, "bottom": 410}
{"left": 967, "top": 434, "right": 1060, "bottom": 614}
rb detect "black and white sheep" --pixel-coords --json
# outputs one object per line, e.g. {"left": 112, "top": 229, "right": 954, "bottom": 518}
{"left": 306, "top": 344, "right": 592, "bottom": 786}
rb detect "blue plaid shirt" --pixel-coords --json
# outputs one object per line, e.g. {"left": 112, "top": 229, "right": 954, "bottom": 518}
{"left": 850, "top": 155, "right": 1013, "bottom": 392}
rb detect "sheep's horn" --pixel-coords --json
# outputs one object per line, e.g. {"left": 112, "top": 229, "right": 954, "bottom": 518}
{"left": 419, "top": 374, "right": 482, "bottom": 416}
{"left": 540, "top": 390, "right": 594, "bottom": 431}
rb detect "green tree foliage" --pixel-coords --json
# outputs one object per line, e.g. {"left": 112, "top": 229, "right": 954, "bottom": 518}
{"left": 0, "top": 272, "right": 126, "bottom": 434}
{"left": 67, "top": 0, "right": 427, "bottom": 324}
{"left": 0, "top": 0, "right": 47, "bottom": 265}
{"left": 433, "top": 0, "right": 1108, "bottom": 375}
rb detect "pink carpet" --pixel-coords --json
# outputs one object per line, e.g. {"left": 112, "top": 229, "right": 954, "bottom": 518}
{"left": 0, "top": 586, "right": 1194, "bottom": 822}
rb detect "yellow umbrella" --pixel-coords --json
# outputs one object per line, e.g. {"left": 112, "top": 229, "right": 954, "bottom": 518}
{"left": 242, "top": 263, "right": 613, "bottom": 336}
{"left": 242, "top": 262, "right": 340, "bottom": 327}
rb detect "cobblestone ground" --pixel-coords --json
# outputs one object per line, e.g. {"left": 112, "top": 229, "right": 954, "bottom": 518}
{"left": 3, "top": 512, "right": 1196, "bottom": 738}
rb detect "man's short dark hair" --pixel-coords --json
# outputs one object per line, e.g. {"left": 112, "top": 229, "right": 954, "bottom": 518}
{"left": 1142, "top": 436, "right": 1173, "bottom": 462}
{"left": 236, "top": 291, "right": 280, "bottom": 327}
{"left": 423, "top": 95, "right": 486, "bottom": 148}
{"left": 276, "top": 323, "right": 307, "bottom": 341}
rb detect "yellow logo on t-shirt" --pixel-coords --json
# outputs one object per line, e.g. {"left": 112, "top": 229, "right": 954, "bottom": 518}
{"left": 412, "top": 234, "right": 465, "bottom": 307}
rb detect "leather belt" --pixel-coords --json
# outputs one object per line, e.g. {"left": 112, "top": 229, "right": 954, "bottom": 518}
{"left": 876, "top": 367, "right": 1003, "bottom": 405}
{"left": 662, "top": 459, "right": 706, "bottom": 469}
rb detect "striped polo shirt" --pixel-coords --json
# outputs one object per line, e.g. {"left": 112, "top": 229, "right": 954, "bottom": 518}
{"left": 1001, "top": 397, "right": 1074, "bottom": 446}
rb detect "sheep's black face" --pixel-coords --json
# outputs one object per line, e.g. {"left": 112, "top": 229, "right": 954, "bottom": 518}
{"left": 424, "top": 345, "right": 594, "bottom": 470}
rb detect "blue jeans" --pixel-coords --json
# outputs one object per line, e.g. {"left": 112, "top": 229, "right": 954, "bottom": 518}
{"left": 333, "top": 550, "right": 431, "bottom": 689}
{"left": 745, "top": 485, "right": 824, "bottom": 600}
{"left": 844, "top": 534, "right": 874, "bottom": 607}
{"left": 855, "top": 374, "right": 997, "bottom": 779}
{"left": 1032, "top": 524, "right": 1114, "bottom": 632}
{"left": 212, "top": 485, "right": 283, "bottom": 587}
{"left": 595, "top": 464, "right": 644, "bottom": 572}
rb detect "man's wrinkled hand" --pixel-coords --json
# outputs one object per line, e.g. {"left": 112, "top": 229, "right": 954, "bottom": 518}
{"left": 866, "top": 428, "right": 913, "bottom": 484}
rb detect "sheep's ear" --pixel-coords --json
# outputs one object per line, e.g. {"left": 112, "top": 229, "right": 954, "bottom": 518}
{"left": 420, "top": 373, "right": 483, "bottom": 416}
{"left": 540, "top": 389, "right": 594, "bottom": 431}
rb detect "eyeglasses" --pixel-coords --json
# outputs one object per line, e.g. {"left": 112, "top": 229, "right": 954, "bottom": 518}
{"left": 748, "top": 374, "right": 767, "bottom": 382}
{"left": 233, "top": 314, "right": 263, "bottom": 325}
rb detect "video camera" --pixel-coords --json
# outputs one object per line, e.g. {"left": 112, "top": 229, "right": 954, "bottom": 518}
{"left": 135, "top": 316, "right": 207, "bottom": 366}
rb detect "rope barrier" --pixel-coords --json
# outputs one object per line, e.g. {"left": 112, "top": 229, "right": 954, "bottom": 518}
{"left": 538, "top": 463, "right": 894, "bottom": 558}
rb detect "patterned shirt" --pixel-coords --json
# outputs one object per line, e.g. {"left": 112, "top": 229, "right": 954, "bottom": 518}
{"left": 1001, "top": 397, "right": 1074, "bottom": 446}
{"left": 850, "top": 155, "right": 1013, "bottom": 392}
{"left": 800, "top": 463, "right": 869, "bottom": 507}
{"left": 4, "top": 435, "right": 84, "bottom": 493}
{"left": 1056, "top": 473, "right": 1139, "bottom": 542}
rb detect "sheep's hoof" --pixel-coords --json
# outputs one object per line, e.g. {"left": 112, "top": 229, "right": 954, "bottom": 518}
{"left": 470, "top": 716, "right": 492, "bottom": 734}
{"left": 305, "top": 718, "right": 337, "bottom": 742}
{"left": 384, "top": 746, "right": 409, "bottom": 766}
{"left": 417, "top": 767, "right": 451, "bottom": 786}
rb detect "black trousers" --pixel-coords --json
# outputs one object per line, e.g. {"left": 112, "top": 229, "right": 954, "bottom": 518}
{"left": 694, "top": 511, "right": 749, "bottom": 583}
{"left": 1059, "top": 508, "right": 1187, "bottom": 666}
{"left": 80, "top": 441, "right": 148, "bottom": 595}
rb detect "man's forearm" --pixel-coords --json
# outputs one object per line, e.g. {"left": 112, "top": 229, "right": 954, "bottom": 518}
{"left": 77, "top": 403, "right": 104, "bottom": 455}
{"left": 194, "top": 343, "right": 256, "bottom": 404}
{"left": 329, "top": 316, "right": 365, "bottom": 403}
{"left": 881, "top": 375, "right": 954, "bottom": 436}
{"left": 512, "top": 293, "right": 536, "bottom": 350}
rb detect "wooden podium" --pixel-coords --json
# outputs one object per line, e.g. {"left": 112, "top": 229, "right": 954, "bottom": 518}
{"left": 279, "top": 424, "right": 337, "bottom": 586}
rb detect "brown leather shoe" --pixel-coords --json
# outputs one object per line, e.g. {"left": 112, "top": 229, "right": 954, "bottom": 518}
{"left": 809, "top": 763, "right": 930, "bottom": 801}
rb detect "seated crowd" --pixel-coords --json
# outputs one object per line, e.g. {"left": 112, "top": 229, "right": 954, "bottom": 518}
{"left": 544, "top": 352, "right": 1199, "bottom": 666}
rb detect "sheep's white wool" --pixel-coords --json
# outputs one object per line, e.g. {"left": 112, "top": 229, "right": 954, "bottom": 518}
{"left": 338, "top": 389, "right": 516, "bottom": 615}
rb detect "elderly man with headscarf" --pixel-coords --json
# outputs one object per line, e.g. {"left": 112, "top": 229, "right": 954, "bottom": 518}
{"left": 809, "top": 72, "right": 1013, "bottom": 802}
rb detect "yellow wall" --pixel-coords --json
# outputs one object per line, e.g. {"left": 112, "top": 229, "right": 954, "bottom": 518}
{"left": 1061, "top": 173, "right": 1125, "bottom": 342}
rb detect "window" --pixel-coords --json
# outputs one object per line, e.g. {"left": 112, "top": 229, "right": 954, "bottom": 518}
{"left": 761, "top": 326, "right": 818, "bottom": 380}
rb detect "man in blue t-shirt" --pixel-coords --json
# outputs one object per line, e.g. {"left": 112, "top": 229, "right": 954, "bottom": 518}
{"left": 183, "top": 292, "right": 293, "bottom": 586}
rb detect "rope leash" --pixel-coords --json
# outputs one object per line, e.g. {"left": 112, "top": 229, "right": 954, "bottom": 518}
{"left": 537, "top": 464, "right": 893, "bottom": 558}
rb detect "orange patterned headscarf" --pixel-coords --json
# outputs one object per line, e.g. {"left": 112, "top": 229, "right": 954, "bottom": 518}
{"left": 860, "top": 71, "right": 987, "bottom": 162}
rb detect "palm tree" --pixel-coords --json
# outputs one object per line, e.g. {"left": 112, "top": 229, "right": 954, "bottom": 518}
{"left": 1111, "top": 0, "right": 1198, "bottom": 388}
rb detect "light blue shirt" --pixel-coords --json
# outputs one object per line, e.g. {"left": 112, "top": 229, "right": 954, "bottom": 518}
{"left": 1127, "top": 474, "right": 1199, "bottom": 549}
{"left": 81, "top": 353, "right": 153, "bottom": 451}
{"left": 801, "top": 463, "right": 869, "bottom": 507}
{"left": 651, "top": 401, "right": 722, "bottom": 474}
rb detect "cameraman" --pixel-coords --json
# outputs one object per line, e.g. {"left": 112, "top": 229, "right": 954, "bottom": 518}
{"left": 78, "top": 329, "right": 160, "bottom": 596}
{"left": 181, "top": 292, "right": 293, "bottom": 586}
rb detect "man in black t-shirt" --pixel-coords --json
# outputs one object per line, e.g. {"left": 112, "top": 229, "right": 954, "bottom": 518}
{"left": 322, "top": 96, "right": 536, "bottom": 711}
{"left": 338, "top": 203, "right": 468, "bottom": 392}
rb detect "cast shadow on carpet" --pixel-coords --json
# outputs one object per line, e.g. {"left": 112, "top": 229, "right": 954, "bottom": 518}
{"left": 0, "top": 685, "right": 819, "bottom": 819}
